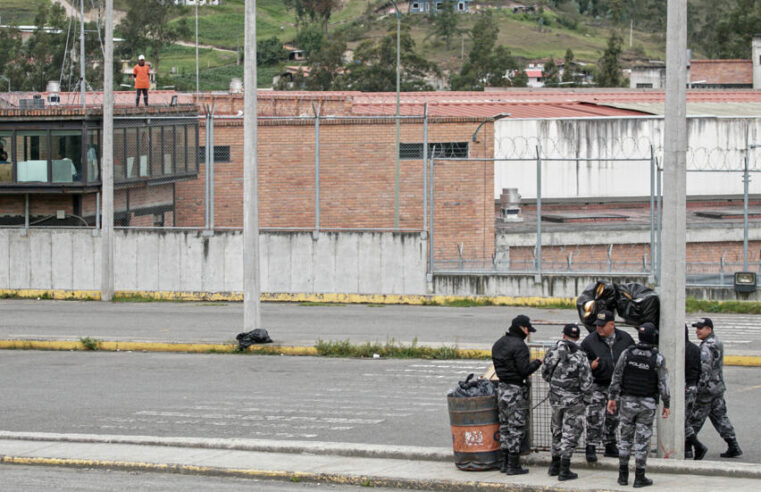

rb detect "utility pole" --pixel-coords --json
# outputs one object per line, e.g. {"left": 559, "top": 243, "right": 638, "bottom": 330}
{"left": 243, "top": 0, "right": 261, "bottom": 331}
{"left": 390, "top": 1, "right": 401, "bottom": 230}
{"left": 80, "top": 0, "right": 86, "bottom": 108}
{"left": 195, "top": 1, "right": 200, "bottom": 96}
{"left": 658, "top": 0, "right": 687, "bottom": 460}
{"left": 101, "top": 0, "right": 114, "bottom": 301}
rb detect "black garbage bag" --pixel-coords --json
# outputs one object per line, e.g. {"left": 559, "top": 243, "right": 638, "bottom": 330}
{"left": 576, "top": 281, "right": 617, "bottom": 332}
{"left": 447, "top": 373, "right": 496, "bottom": 398}
{"left": 616, "top": 283, "right": 660, "bottom": 328}
{"left": 236, "top": 328, "right": 273, "bottom": 350}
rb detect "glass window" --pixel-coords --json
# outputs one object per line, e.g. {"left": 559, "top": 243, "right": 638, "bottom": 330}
{"left": 0, "top": 131, "right": 11, "bottom": 182}
{"left": 86, "top": 129, "right": 100, "bottom": 183}
{"left": 162, "top": 126, "right": 174, "bottom": 175}
{"left": 126, "top": 127, "right": 139, "bottom": 179}
{"left": 187, "top": 125, "right": 198, "bottom": 173}
{"left": 113, "top": 128, "right": 126, "bottom": 181}
{"left": 137, "top": 127, "right": 150, "bottom": 177}
{"left": 51, "top": 130, "right": 83, "bottom": 183}
{"left": 175, "top": 125, "right": 186, "bottom": 174}
{"left": 151, "top": 126, "right": 163, "bottom": 176}
{"left": 16, "top": 131, "right": 50, "bottom": 183}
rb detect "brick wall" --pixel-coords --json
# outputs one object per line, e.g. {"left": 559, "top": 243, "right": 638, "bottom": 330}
{"left": 174, "top": 116, "right": 495, "bottom": 260}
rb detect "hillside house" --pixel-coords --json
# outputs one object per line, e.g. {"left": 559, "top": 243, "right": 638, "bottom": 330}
{"left": 409, "top": 0, "right": 474, "bottom": 14}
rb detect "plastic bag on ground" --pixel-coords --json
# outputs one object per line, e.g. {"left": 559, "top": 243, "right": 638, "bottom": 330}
{"left": 576, "top": 280, "right": 617, "bottom": 332}
{"left": 616, "top": 282, "right": 660, "bottom": 328}
{"left": 447, "top": 373, "right": 496, "bottom": 398}
{"left": 236, "top": 328, "right": 273, "bottom": 350}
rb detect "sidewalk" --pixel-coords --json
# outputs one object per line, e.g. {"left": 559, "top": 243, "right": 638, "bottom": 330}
{"left": 0, "top": 432, "right": 759, "bottom": 491}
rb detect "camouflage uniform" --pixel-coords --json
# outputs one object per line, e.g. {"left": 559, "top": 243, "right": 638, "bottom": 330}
{"left": 609, "top": 345, "right": 670, "bottom": 469}
{"left": 497, "top": 383, "right": 529, "bottom": 454}
{"left": 542, "top": 340, "right": 593, "bottom": 459}
{"left": 687, "top": 333, "right": 736, "bottom": 441}
{"left": 585, "top": 383, "right": 617, "bottom": 448}
{"left": 685, "top": 385, "right": 698, "bottom": 436}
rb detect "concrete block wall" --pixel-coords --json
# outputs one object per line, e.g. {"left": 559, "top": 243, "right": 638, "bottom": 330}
{"left": 0, "top": 229, "right": 427, "bottom": 295}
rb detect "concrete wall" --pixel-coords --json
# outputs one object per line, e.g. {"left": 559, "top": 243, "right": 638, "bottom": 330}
{"left": 0, "top": 229, "right": 427, "bottom": 295}
{"left": 494, "top": 117, "right": 761, "bottom": 199}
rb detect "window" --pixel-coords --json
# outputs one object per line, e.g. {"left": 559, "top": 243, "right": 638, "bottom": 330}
{"left": 187, "top": 126, "right": 198, "bottom": 173}
{"left": 0, "top": 131, "right": 10, "bottom": 182}
{"left": 113, "top": 128, "right": 125, "bottom": 180}
{"left": 399, "top": 142, "right": 469, "bottom": 160}
{"left": 86, "top": 129, "right": 100, "bottom": 183}
{"left": 176, "top": 125, "right": 187, "bottom": 173}
{"left": 151, "top": 126, "right": 163, "bottom": 176}
{"left": 198, "top": 145, "right": 231, "bottom": 163}
{"left": 16, "top": 131, "right": 50, "bottom": 182}
{"left": 636, "top": 83, "right": 653, "bottom": 88}
{"left": 50, "top": 130, "right": 82, "bottom": 183}
{"left": 125, "top": 127, "right": 140, "bottom": 178}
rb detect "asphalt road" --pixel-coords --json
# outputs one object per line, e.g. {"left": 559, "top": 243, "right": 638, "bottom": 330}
{"left": 0, "top": 465, "right": 410, "bottom": 491}
{"left": 1, "top": 300, "right": 760, "bottom": 353}
{"left": 0, "top": 351, "right": 757, "bottom": 463}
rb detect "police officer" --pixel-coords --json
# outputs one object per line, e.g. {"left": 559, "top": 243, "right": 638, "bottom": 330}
{"left": 542, "top": 323, "right": 593, "bottom": 481}
{"left": 492, "top": 314, "right": 542, "bottom": 475}
{"left": 607, "top": 322, "right": 670, "bottom": 488}
{"left": 581, "top": 310, "right": 635, "bottom": 462}
{"left": 688, "top": 318, "right": 742, "bottom": 459}
{"left": 684, "top": 323, "right": 705, "bottom": 459}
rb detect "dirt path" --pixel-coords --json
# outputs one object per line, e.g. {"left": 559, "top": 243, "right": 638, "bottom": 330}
{"left": 51, "top": 0, "right": 127, "bottom": 26}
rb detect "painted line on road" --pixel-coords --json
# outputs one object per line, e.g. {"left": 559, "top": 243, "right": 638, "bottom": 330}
{"left": 2, "top": 339, "right": 761, "bottom": 366}
{"left": 0, "top": 455, "right": 562, "bottom": 491}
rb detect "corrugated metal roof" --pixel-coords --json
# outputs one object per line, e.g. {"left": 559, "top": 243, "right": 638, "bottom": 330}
{"left": 351, "top": 101, "right": 645, "bottom": 118}
{"left": 595, "top": 101, "right": 761, "bottom": 117}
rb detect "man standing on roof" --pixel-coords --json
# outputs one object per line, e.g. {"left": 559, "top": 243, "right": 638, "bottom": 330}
{"left": 133, "top": 55, "right": 150, "bottom": 107}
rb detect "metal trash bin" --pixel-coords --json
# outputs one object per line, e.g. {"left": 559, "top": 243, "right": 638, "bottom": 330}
{"left": 447, "top": 394, "right": 501, "bottom": 471}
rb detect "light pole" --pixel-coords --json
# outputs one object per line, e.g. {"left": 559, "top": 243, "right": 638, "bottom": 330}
{"left": 471, "top": 113, "right": 511, "bottom": 143}
{"left": 390, "top": 0, "right": 401, "bottom": 229}
{"left": 195, "top": 1, "right": 200, "bottom": 96}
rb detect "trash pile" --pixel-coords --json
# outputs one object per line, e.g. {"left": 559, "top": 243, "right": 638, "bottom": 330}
{"left": 576, "top": 281, "right": 659, "bottom": 332}
{"left": 447, "top": 373, "right": 496, "bottom": 398}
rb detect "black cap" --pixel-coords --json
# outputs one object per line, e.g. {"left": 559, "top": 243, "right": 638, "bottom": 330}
{"left": 692, "top": 318, "right": 713, "bottom": 329}
{"left": 563, "top": 323, "right": 581, "bottom": 339}
{"left": 593, "top": 310, "right": 615, "bottom": 326}
{"left": 638, "top": 322, "right": 658, "bottom": 344}
{"left": 512, "top": 314, "right": 536, "bottom": 333}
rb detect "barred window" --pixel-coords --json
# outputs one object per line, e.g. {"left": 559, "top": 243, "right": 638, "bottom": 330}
{"left": 399, "top": 142, "right": 469, "bottom": 160}
{"left": 198, "top": 145, "right": 231, "bottom": 163}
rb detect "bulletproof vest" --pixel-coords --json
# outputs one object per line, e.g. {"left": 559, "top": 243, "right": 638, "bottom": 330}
{"left": 621, "top": 349, "right": 658, "bottom": 398}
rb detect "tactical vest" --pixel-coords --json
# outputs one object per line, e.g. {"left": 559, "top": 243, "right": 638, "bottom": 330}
{"left": 621, "top": 349, "right": 658, "bottom": 398}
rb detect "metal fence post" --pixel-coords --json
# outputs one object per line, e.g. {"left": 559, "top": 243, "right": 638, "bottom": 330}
{"left": 743, "top": 152, "right": 750, "bottom": 271}
{"left": 428, "top": 151, "right": 436, "bottom": 282}
{"left": 313, "top": 102, "right": 321, "bottom": 239}
{"left": 204, "top": 109, "right": 211, "bottom": 233}
{"left": 423, "top": 103, "right": 428, "bottom": 235}
{"left": 535, "top": 145, "right": 542, "bottom": 282}
{"left": 649, "top": 145, "right": 656, "bottom": 282}
{"left": 22, "top": 194, "right": 29, "bottom": 236}
{"left": 656, "top": 159, "right": 663, "bottom": 287}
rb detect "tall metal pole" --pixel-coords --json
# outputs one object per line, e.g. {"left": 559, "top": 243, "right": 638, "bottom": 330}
{"left": 393, "top": 2, "right": 401, "bottom": 229}
{"left": 658, "top": 0, "right": 687, "bottom": 459}
{"left": 80, "top": 0, "right": 86, "bottom": 109}
{"left": 422, "top": 102, "right": 428, "bottom": 234}
{"left": 195, "top": 2, "right": 200, "bottom": 97}
{"left": 650, "top": 146, "right": 656, "bottom": 281}
{"left": 313, "top": 102, "right": 321, "bottom": 237}
{"left": 243, "top": 0, "right": 261, "bottom": 331}
{"left": 744, "top": 152, "right": 750, "bottom": 271}
{"left": 100, "top": 0, "right": 114, "bottom": 301}
{"left": 535, "top": 145, "right": 542, "bottom": 282}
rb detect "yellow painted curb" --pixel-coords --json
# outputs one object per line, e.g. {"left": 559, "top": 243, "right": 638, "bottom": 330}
{"left": 724, "top": 355, "right": 761, "bottom": 367}
{"left": 0, "top": 288, "right": 575, "bottom": 308}
{"left": 0, "top": 340, "right": 317, "bottom": 356}
{"left": 0, "top": 456, "right": 544, "bottom": 491}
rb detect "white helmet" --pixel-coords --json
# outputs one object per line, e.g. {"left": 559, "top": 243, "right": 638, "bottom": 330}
{"left": 138, "top": 54, "right": 145, "bottom": 61}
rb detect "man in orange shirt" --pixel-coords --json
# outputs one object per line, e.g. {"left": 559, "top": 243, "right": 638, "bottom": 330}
{"left": 133, "top": 55, "right": 150, "bottom": 107}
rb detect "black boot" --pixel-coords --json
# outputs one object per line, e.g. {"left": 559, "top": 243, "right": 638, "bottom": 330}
{"left": 684, "top": 438, "right": 694, "bottom": 459}
{"left": 548, "top": 455, "right": 560, "bottom": 476}
{"left": 691, "top": 436, "right": 707, "bottom": 460}
{"left": 633, "top": 467, "right": 653, "bottom": 488}
{"left": 500, "top": 450, "right": 509, "bottom": 473}
{"left": 617, "top": 464, "right": 629, "bottom": 486}
{"left": 505, "top": 453, "right": 529, "bottom": 475}
{"left": 604, "top": 442, "right": 619, "bottom": 458}
{"left": 720, "top": 439, "right": 743, "bottom": 458}
{"left": 585, "top": 444, "right": 597, "bottom": 463}
{"left": 558, "top": 457, "right": 578, "bottom": 481}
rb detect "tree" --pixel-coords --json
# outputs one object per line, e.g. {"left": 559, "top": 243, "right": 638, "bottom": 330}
{"left": 713, "top": 0, "right": 761, "bottom": 58}
{"left": 450, "top": 13, "right": 521, "bottom": 90}
{"left": 562, "top": 48, "right": 576, "bottom": 85}
{"left": 596, "top": 32, "right": 624, "bottom": 87}
{"left": 305, "top": 37, "right": 346, "bottom": 90}
{"left": 543, "top": 57, "right": 559, "bottom": 87}
{"left": 257, "top": 37, "right": 287, "bottom": 66}
{"left": 295, "top": 23, "right": 324, "bottom": 57}
{"left": 345, "top": 24, "right": 438, "bottom": 92}
{"left": 431, "top": 0, "right": 459, "bottom": 49}
{"left": 23, "top": 4, "right": 69, "bottom": 91}
{"left": 285, "top": 0, "right": 340, "bottom": 34}
{"left": 116, "top": 0, "right": 189, "bottom": 77}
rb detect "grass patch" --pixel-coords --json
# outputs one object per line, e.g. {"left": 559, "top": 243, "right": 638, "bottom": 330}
{"left": 167, "top": 62, "right": 279, "bottom": 90}
{"left": 79, "top": 337, "right": 100, "bottom": 351}
{"left": 0, "top": 0, "right": 50, "bottom": 25}
{"left": 420, "top": 297, "right": 576, "bottom": 309}
{"left": 315, "top": 337, "right": 484, "bottom": 360}
{"left": 686, "top": 297, "right": 761, "bottom": 315}
{"left": 113, "top": 294, "right": 183, "bottom": 303}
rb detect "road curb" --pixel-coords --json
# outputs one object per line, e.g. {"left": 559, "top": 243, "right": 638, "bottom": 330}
{"left": 1, "top": 339, "right": 760, "bottom": 366}
{"left": 1, "top": 433, "right": 759, "bottom": 480}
